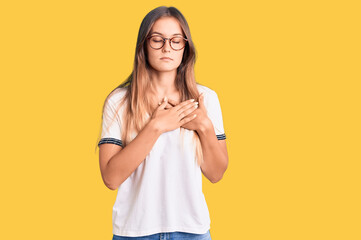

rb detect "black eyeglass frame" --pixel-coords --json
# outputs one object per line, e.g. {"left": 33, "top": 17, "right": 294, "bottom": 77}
{"left": 146, "top": 35, "right": 188, "bottom": 51}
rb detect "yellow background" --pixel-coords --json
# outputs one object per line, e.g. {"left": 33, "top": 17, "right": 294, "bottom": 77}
{"left": 1, "top": 0, "right": 360, "bottom": 239}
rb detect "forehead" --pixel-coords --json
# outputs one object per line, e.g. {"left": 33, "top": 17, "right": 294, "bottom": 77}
{"left": 150, "top": 17, "right": 183, "bottom": 37}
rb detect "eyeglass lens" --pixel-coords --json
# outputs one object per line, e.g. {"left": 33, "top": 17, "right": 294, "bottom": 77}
{"left": 149, "top": 36, "right": 186, "bottom": 50}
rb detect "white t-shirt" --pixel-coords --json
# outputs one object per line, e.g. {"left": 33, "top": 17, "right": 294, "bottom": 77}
{"left": 98, "top": 84, "right": 226, "bottom": 237}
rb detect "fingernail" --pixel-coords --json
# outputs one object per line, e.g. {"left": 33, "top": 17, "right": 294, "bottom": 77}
{"left": 190, "top": 99, "right": 195, "bottom": 102}
{"left": 164, "top": 96, "right": 168, "bottom": 101}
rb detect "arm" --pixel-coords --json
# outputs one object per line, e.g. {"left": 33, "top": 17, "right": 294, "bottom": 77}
{"left": 179, "top": 91, "right": 229, "bottom": 183}
{"left": 99, "top": 120, "right": 161, "bottom": 190}
{"left": 99, "top": 97, "right": 198, "bottom": 190}
{"left": 197, "top": 120, "right": 229, "bottom": 183}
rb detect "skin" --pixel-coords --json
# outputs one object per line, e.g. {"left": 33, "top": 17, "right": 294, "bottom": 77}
{"left": 162, "top": 94, "right": 229, "bottom": 183}
{"left": 146, "top": 17, "right": 228, "bottom": 183}
{"left": 99, "top": 17, "right": 228, "bottom": 191}
{"left": 146, "top": 16, "right": 184, "bottom": 104}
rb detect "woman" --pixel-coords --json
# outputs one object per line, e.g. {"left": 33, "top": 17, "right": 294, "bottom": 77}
{"left": 97, "top": 6, "right": 228, "bottom": 240}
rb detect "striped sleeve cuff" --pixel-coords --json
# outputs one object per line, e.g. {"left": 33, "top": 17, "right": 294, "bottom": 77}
{"left": 98, "top": 138, "right": 123, "bottom": 147}
{"left": 216, "top": 133, "right": 226, "bottom": 140}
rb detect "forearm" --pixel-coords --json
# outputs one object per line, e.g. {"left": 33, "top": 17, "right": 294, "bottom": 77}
{"left": 105, "top": 120, "right": 162, "bottom": 189}
{"left": 197, "top": 123, "right": 228, "bottom": 183}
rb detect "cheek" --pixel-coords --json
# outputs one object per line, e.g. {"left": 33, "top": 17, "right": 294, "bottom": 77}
{"left": 147, "top": 51, "right": 158, "bottom": 66}
{"left": 174, "top": 51, "right": 184, "bottom": 64}
{"left": 147, "top": 47, "right": 154, "bottom": 58}
{"left": 146, "top": 45, "right": 156, "bottom": 59}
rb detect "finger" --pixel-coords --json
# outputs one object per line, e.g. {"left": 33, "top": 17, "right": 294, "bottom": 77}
{"left": 164, "top": 103, "right": 173, "bottom": 109}
{"left": 179, "top": 114, "right": 197, "bottom": 125}
{"left": 177, "top": 101, "right": 198, "bottom": 115}
{"left": 198, "top": 92, "right": 205, "bottom": 109}
{"left": 180, "top": 104, "right": 199, "bottom": 118}
{"left": 158, "top": 97, "right": 168, "bottom": 109}
{"left": 167, "top": 98, "right": 177, "bottom": 106}
{"left": 159, "top": 96, "right": 171, "bottom": 105}
{"left": 173, "top": 99, "right": 195, "bottom": 111}
{"left": 178, "top": 102, "right": 198, "bottom": 119}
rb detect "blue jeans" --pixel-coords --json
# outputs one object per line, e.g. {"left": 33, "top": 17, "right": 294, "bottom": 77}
{"left": 112, "top": 229, "right": 212, "bottom": 240}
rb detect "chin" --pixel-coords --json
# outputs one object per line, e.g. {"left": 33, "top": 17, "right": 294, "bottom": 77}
{"left": 152, "top": 66, "right": 177, "bottom": 72}
{"left": 158, "top": 68, "right": 176, "bottom": 72}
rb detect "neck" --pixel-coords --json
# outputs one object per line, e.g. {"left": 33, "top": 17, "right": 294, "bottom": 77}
{"left": 149, "top": 69, "right": 178, "bottom": 96}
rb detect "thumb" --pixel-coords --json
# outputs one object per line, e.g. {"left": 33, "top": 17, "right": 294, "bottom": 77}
{"left": 198, "top": 93, "right": 205, "bottom": 108}
{"left": 158, "top": 96, "right": 168, "bottom": 109}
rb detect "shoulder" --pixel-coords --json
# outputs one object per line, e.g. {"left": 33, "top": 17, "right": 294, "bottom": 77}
{"left": 105, "top": 87, "right": 128, "bottom": 107}
{"left": 108, "top": 87, "right": 127, "bottom": 102}
{"left": 102, "top": 87, "right": 128, "bottom": 118}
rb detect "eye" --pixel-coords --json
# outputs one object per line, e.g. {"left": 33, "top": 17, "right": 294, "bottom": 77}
{"left": 151, "top": 36, "right": 163, "bottom": 42}
{"left": 172, "top": 37, "right": 183, "bottom": 44}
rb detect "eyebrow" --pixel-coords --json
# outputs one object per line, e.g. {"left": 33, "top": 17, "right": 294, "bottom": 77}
{"left": 150, "top": 31, "right": 183, "bottom": 36}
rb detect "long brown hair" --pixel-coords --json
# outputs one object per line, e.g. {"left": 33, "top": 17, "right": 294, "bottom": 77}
{"left": 96, "top": 6, "right": 204, "bottom": 166}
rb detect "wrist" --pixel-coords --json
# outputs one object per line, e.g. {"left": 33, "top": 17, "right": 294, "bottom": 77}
{"left": 197, "top": 118, "right": 213, "bottom": 134}
{"left": 147, "top": 119, "right": 163, "bottom": 136}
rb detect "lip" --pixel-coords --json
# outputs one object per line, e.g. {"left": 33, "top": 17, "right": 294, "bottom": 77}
{"left": 160, "top": 57, "right": 173, "bottom": 60}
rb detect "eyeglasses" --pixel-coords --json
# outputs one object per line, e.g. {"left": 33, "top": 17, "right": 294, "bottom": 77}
{"left": 147, "top": 35, "right": 188, "bottom": 51}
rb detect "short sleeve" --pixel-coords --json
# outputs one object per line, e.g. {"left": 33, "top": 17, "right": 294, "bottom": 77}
{"left": 98, "top": 93, "right": 124, "bottom": 147}
{"left": 204, "top": 90, "right": 226, "bottom": 140}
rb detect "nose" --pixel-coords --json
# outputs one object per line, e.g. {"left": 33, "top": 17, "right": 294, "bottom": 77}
{"left": 162, "top": 39, "right": 171, "bottom": 52}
